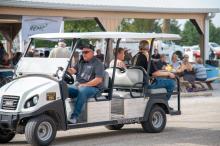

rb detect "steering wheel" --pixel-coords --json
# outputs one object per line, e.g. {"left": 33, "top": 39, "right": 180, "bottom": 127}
{"left": 64, "top": 71, "right": 75, "bottom": 84}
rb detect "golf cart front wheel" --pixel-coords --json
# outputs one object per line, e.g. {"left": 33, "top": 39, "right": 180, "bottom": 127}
{"left": 25, "top": 115, "right": 57, "bottom": 146}
{"left": 105, "top": 124, "right": 124, "bottom": 130}
{"left": 0, "top": 130, "right": 15, "bottom": 143}
{"left": 141, "top": 105, "right": 166, "bottom": 133}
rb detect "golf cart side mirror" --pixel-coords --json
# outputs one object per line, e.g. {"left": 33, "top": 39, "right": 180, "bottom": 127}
{"left": 54, "top": 67, "right": 64, "bottom": 78}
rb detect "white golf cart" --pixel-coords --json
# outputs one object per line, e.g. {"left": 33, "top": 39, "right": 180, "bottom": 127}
{"left": 0, "top": 32, "right": 181, "bottom": 146}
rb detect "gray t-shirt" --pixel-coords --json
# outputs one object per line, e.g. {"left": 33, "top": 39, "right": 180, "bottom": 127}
{"left": 74, "top": 57, "right": 104, "bottom": 89}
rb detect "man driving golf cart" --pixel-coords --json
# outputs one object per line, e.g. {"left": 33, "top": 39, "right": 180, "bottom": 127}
{"left": 67, "top": 44, "right": 104, "bottom": 124}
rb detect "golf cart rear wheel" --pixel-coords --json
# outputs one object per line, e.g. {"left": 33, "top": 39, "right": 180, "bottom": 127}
{"left": 105, "top": 124, "right": 124, "bottom": 130}
{"left": 25, "top": 115, "right": 57, "bottom": 146}
{"left": 141, "top": 105, "right": 166, "bottom": 133}
{"left": 0, "top": 130, "right": 15, "bottom": 143}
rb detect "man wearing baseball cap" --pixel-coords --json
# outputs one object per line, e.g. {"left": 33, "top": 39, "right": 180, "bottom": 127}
{"left": 67, "top": 44, "right": 104, "bottom": 124}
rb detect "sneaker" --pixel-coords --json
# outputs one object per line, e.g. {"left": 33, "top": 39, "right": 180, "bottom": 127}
{"left": 68, "top": 117, "right": 77, "bottom": 124}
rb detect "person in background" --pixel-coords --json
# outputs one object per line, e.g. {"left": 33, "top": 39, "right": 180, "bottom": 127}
{"left": 156, "top": 54, "right": 167, "bottom": 70}
{"left": 177, "top": 54, "right": 195, "bottom": 91}
{"left": 176, "top": 54, "right": 193, "bottom": 74}
{"left": 0, "top": 42, "right": 6, "bottom": 65}
{"left": 124, "top": 49, "right": 132, "bottom": 65}
{"left": 171, "top": 53, "right": 181, "bottom": 69}
{"left": 109, "top": 47, "right": 126, "bottom": 69}
{"left": 0, "top": 53, "right": 12, "bottom": 68}
{"left": 95, "top": 49, "right": 104, "bottom": 62}
{"left": 209, "top": 49, "right": 215, "bottom": 60}
{"left": 0, "top": 53, "right": 14, "bottom": 78}
{"left": 132, "top": 40, "right": 149, "bottom": 71}
{"left": 152, "top": 49, "right": 160, "bottom": 62}
{"left": 49, "top": 41, "right": 70, "bottom": 58}
{"left": 193, "top": 58, "right": 207, "bottom": 81}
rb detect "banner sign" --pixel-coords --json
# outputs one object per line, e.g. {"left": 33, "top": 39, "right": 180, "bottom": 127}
{"left": 22, "top": 16, "right": 63, "bottom": 42}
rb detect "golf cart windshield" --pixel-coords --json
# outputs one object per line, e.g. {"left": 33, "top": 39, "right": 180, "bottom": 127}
{"left": 16, "top": 38, "right": 76, "bottom": 77}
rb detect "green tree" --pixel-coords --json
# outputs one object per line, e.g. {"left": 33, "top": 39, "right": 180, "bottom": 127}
{"left": 167, "top": 20, "right": 181, "bottom": 45}
{"left": 209, "top": 20, "right": 220, "bottom": 44}
{"left": 64, "top": 19, "right": 102, "bottom": 32}
{"left": 121, "top": 19, "right": 161, "bottom": 33}
{"left": 120, "top": 19, "right": 136, "bottom": 32}
{"left": 214, "top": 27, "right": 220, "bottom": 44}
{"left": 180, "top": 21, "right": 199, "bottom": 46}
{"left": 170, "top": 20, "right": 181, "bottom": 34}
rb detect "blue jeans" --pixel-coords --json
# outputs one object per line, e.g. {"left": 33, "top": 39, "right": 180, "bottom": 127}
{"left": 148, "top": 77, "right": 175, "bottom": 100}
{"left": 68, "top": 86, "right": 99, "bottom": 118}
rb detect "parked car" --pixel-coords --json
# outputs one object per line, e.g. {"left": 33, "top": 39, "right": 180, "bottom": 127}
{"left": 209, "top": 42, "right": 220, "bottom": 58}
{"left": 183, "top": 42, "right": 220, "bottom": 61}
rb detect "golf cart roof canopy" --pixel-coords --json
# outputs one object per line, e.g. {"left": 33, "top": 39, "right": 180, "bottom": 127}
{"left": 30, "top": 32, "right": 181, "bottom": 41}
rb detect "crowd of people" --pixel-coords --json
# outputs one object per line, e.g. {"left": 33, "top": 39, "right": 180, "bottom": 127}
{"left": 111, "top": 40, "right": 207, "bottom": 93}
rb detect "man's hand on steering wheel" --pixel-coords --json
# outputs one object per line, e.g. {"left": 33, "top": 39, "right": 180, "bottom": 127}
{"left": 64, "top": 71, "right": 75, "bottom": 84}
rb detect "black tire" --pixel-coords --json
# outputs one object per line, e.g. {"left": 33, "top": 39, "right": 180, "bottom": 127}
{"left": 25, "top": 115, "right": 57, "bottom": 146}
{"left": 0, "top": 130, "right": 15, "bottom": 143}
{"left": 141, "top": 105, "right": 166, "bottom": 133}
{"left": 105, "top": 124, "right": 124, "bottom": 130}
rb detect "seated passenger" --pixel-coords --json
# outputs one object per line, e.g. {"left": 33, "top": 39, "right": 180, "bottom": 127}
{"left": 49, "top": 41, "right": 70, "bottom": 58}
{"left": 132, "top": 40, "right": 149, "bottom": 69}
{"left": 176, "top": 54, "right": 193, "bottom": 74}
{"left": 193, "top": 58, "right": 207, "bottom": 81}
{"left": 177, "top": 54, "right": 196, "bottom": 90}
{"left": 156, "top": 54, "right": 167, "bottom": 70}
{"left": 171, "top": 53, "right": 181, "bottom": 69}
{"left": 109, "top": 47, "right": 126, "bottom": 69}
{"left": 152, "top": 49, "right": 160, "bottom": 62}
{"left": 95, "top": 49, "right": 104, "bottom": 62}
{"left": 67, "top": 44, "right": 104, "bottom": 124}
{"left": 133, "top": 40, "right": 176, "bottom": 101}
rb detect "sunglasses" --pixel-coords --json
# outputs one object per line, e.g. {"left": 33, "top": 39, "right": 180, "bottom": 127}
{"left": 82, "top": 51, "right": 90, "bottom": 54}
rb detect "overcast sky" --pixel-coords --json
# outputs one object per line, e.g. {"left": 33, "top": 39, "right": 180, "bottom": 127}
{"left": 203, "top": 0, "right": 220, "bottom": 27}
{"left": 178, "top": 0, "right": 220, "bottom": 27}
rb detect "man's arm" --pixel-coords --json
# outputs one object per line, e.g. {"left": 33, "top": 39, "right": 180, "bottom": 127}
{"left": 67, "top": 67, "right": 77, "bottom": 75}
{"left": 152, "top": 70, "right": 175, "bottom": 79}
{"left": 79, "top": 77, "right": 103, "bottom": 87}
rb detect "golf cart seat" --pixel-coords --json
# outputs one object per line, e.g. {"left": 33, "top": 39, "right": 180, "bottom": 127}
{"left": 105, "top": 66, "right": 146, "bottom": 98}
{"left": 88, "top": 71, "right": 110, "bottom": 102}
{"left": 105, "top": 67, "right": 145, "bottom": 90}
{"left": 147, "top": 88, "right": 167, "bottom": 94}
{"left": 106, "top": 67, "right": 168, "bottom": 98}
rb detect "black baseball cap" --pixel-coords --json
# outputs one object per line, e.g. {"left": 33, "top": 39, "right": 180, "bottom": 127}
{"left": 80, "top": 44, "right": 95, "bottom": 51}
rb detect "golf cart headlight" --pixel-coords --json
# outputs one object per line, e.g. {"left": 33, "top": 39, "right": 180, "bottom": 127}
{"left": 24, "top": 95, "right": 39, "bottom": 108}
{"left": 26, "top": 101, "right": 31, "bottom": 108}
{"left": 33, "top": 96, "right": 39, "bottom": 105}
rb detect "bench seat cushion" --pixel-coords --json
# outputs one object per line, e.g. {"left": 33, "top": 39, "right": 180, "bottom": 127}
{"left": 148, "top": 88, "right": 167, "bottom": 94}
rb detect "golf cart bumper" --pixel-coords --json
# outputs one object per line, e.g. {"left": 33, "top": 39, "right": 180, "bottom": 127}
{"left": 0, "top": 100, "right": 67, "bottom": 131}
{"left": 0, "top": 112, "right": 19, "bottom": 131}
